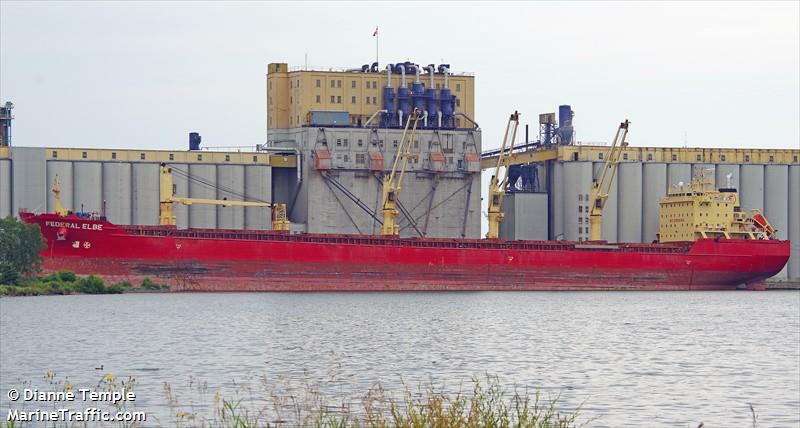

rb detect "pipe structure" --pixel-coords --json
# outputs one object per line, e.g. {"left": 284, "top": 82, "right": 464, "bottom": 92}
{"left": 398, "top": 65, "right": 406, "bottom": 87}
{"left": 414, "top": 65, "right": 421, "bottom": 83}
{"left": 443, "top": 67, "right": 449, "bottom": 89}
{"left": 428, "top": 65, "right": 435, "bottom": 87}
{"left": 385, "top": 65, "right": 392, "bottom": 87}
{"left": 364, "top": 109, "right": 388, "bottom": 127}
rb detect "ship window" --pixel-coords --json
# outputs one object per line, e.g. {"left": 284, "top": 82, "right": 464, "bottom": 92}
{"left": 168, "top": 153, "right": 174, "bottom": 161}
{"left": 52, "top": 151, "right": 58, "bottom": 158}
{"left": 140, "top": 153, "right": 146, "bottom": 160}
{"left": 82, "top": 151, "right": 87, "bottom": 159}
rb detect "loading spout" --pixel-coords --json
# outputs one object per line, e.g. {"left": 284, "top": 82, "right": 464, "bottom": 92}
{"left": 365, "top": 109, "right": 388, "bottom": 127}
{"left": 455, "top": 112, "right": 479, "bottom": 130}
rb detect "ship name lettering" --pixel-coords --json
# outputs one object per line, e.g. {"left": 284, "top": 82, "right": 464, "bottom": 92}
{"left": 44, "top": 221, "right": 102, "bottom": 231}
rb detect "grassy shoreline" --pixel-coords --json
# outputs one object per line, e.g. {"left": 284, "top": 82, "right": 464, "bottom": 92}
{"left": 0, "top": 271, "right": 169, "bottom": 296}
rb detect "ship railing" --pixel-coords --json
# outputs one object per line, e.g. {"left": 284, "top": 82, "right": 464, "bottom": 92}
{"left": 121, "top": 226, "right": 689, "bottom": 253}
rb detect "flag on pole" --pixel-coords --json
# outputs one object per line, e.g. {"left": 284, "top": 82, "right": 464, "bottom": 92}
{"left": 373, "top": 27, "right": 378, "bottom": 37}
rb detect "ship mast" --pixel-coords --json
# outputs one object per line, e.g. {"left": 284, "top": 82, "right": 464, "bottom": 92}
{"left": 589, "top": 120, "right": 630, "bottom": 241}
{"left": 486, "top": 111, "right": 520, "bottom": 239}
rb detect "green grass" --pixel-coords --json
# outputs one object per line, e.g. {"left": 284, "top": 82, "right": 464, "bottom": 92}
{"left": 162, "top": 375, "right": 585, "bottom": 428}
{"left": 0, "top": 271, "right": 168, "bottom": 296}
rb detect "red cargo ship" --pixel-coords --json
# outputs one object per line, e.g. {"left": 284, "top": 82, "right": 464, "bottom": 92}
{"left": 19, "top": 211, "right": 790, "bottom": 291}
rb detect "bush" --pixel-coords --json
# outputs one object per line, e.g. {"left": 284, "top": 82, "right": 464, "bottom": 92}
{"left": 0, "top": 217, "right": 46, "bottom": 281}
{"left": 57, "top": 271, "right": 77, "bottom": 282}
{"left": 76, "top": 275, "right": 106, "bottom": 294}
{"left": 140, "top": 277, "right": 167, "bottom": 290}
{"left": 0, "top": 263, "right": 20, "bottom": 285}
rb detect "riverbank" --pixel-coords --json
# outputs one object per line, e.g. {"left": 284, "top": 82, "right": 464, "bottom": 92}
{"left": 0, "top": 271, "right": 169, "bottom": 296}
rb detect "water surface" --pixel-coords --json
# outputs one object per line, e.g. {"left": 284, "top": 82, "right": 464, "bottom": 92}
{"left": 1, "top": 291, "right": 798, "bottom": 427}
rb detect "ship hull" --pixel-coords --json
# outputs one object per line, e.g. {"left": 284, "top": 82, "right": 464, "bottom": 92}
{"left": 22, "top": 213, "right": 791, "bottom": 291}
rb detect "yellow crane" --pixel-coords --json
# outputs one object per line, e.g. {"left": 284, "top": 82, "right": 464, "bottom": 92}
{"left": 158, "top": 164, "right": 290, "bottom": 231}
{"left": 589, "top": 120, "right": 630, "bottom": 241}
{"left": 486, "top": 111, "right": 521, "bottom": 239}
{"left": 381, "top": 110, "right": 420, "bottom": 236}
{"left": 51, "top": 175, "right": 69, "bottom": 216}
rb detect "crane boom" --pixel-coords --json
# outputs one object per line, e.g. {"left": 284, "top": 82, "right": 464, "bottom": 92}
{"left": 158, "top": 164, "right": 290, "bottom": 231}
{"left": 381, "top": 110, "right": 420, "bottom": 236}
{"left": 486, "top": 111, "right": 521, "bottom": 239}
{"left": 589, "top": 120, "right": 630, "bottom": 241}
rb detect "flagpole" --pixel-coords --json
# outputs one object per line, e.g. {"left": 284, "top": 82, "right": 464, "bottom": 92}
{"left": 375, "top": 28, "right": 379, "bottom": 67}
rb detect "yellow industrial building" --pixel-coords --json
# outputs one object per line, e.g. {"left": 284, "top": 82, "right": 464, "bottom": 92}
{"left": 267, "top": 63, "right": 475, "bottom": 129}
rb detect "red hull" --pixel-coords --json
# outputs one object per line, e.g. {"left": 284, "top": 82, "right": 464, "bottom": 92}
{"left": 21, "top": 212, "right": 791, "bottom": 291}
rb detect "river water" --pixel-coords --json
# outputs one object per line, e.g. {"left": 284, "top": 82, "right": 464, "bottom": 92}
{"left": 1, "top": 291, "right": 799, "bottom": 427}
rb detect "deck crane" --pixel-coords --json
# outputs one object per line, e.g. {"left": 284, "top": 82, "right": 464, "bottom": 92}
{"left": 486, "top": 111, "right": 521, "bottom": 239}
{"left": 158, "top": 164, "right": 290, "bottom": 231}
{"left": 589, "top": 120, "right": 630, "bottom": 241}
{"left": 381, "top": 109, "right": 421, "bottom": 236}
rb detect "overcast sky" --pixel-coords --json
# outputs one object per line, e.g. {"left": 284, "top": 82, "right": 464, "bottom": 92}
{"left": 1, "top": 1, "right": 798, "bottom": 152}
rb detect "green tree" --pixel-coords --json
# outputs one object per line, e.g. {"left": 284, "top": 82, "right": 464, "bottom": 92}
{"left": 0, "top": 217, "right": 47, "bottom": 284}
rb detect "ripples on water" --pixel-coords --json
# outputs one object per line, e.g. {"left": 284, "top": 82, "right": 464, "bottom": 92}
{"left": 1, "top": 291, "right": 799, "bottom": 427}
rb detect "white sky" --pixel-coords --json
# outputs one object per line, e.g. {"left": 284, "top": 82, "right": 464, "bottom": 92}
{"left": 1, "top": 1, "right": 798, "bottom": 152}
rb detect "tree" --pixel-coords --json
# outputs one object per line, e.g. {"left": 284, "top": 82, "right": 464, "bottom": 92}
{"left": 0, "top": 217, "right": 47, "bottom": 284}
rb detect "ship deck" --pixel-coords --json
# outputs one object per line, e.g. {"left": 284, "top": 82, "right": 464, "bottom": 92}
{"left": 121, "top": 225, "right": 692, "bottom": 254}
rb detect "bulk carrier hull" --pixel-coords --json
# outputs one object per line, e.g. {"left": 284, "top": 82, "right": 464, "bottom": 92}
{"left": 21, "top": 212, "right": 791, "bottom": 291}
